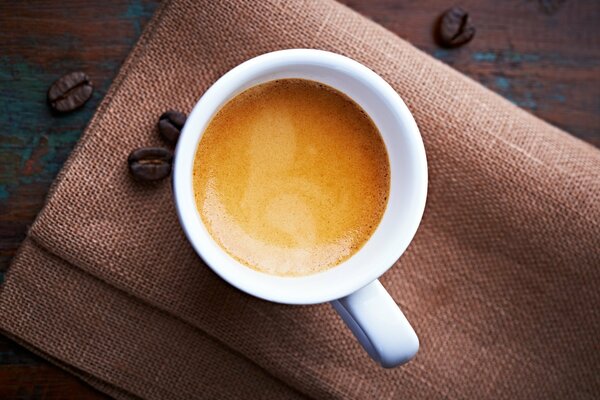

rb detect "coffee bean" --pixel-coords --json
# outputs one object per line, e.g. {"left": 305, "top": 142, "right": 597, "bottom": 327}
{"left": 128, "top": 147, "right": 173, "bottom": 181}
{"left": 158, "top": 110, "right": 187, "bottom": 144}
{"left": 48, "top": 71, "right": 94, "bottom": 112}
{"left": 436, "top": 7, "right": 476, "bottom": 48}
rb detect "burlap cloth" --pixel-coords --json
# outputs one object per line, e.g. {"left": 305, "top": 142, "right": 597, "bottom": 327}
{"left": 1, "top": 0, "right": 599, "bottom": 399}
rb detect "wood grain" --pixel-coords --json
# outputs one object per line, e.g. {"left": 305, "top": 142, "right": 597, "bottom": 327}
{"left": 0, "top": 0, "right": 598, "bottom": 398}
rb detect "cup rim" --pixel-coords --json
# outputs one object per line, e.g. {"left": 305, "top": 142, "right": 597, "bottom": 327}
{"left": 173, "top": 49, "right": 427, "bottom": 304}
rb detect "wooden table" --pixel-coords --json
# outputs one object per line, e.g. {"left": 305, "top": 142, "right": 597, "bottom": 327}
{"left": 1, "top": 1, "right": 598, "bottom": 398}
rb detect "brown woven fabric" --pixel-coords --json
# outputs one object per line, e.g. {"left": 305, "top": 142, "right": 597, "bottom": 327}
{"left": 1, "top": 0, "right": 599, "bottom": 399}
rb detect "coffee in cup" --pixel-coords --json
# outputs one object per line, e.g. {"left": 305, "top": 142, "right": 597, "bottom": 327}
{"left": 192, "top": 79, "right": 390, "bottom": 276}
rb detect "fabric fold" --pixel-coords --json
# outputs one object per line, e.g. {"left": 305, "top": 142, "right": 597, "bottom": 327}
{"left": 0, "top": 239, "right": 306, "bottom": 400}
{"left": 1, "top": 0, "right": 599, "bottom": 399}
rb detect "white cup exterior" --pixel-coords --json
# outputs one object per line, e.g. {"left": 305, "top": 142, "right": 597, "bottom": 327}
{"left": 174, "top": 49, "right": 427, "bottom": 367}
{"left": 174, "top": 49, "right": 427, "bottom": 305}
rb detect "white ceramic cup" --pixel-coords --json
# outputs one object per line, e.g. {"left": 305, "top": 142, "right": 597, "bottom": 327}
{"left": 174, "top": 49, "right": 427, "bottom": 368}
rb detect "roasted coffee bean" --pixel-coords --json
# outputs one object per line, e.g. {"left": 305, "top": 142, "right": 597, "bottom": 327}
{"left": 436, "top": 7, "right": 476, "bottom": 48}
{"left": 48, "top": 71, "right": 94, "bottom": 112}
{"left": 158, "top": 110, "right": 187, "bottom": 144}
{"left": 128, "top": 147, "right": 173, "bottom": 181}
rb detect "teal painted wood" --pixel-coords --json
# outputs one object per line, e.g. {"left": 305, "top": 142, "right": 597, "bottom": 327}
{"left": 0, "top": 0, "right": 159, "bottom": 274}
{"left": 0, "top": 0, "right": 598, "bottom": 398}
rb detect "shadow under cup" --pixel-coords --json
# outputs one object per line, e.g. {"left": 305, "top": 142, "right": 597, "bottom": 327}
{"left": 173, "top": 49, "right": 427, "bottom": 305}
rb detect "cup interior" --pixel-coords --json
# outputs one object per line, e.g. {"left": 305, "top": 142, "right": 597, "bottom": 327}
{"left": 174, "top": 49, "right": 427, "bottom": 304}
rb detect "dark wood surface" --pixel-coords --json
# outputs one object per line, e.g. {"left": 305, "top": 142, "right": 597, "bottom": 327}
{"left": 0, "top": 0, "right": 598, "bottom": 398}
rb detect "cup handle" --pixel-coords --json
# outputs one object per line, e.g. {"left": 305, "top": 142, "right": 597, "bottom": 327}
{"left": 330, "top": 279, "right": 419, "bottom": 368}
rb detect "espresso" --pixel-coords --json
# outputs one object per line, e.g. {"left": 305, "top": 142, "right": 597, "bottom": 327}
{"left": 193, "top": 79, "right": 390, "bottom": 276}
